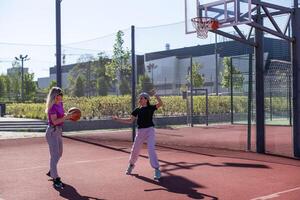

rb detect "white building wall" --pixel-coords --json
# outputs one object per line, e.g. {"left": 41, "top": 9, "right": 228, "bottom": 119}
{"left": 37, "top": 77, "right": 50, "bottom": 89}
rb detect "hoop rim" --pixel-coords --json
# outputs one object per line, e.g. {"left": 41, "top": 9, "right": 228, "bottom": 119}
{"left": 191, "top": 17, "right": 219, "bottom": 27}
{"left": 191, "top": 16, "right": 219, "bottom": 39}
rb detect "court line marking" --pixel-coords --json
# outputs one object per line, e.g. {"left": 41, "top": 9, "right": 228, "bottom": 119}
{"left": 251, "top": 186, "right": 300, "bottom": 200}
{"left": 0, "top": 151, "right": 175, "bottom": 173}
{"left": 0, "top": 156, "right": 128, "bottom": 173}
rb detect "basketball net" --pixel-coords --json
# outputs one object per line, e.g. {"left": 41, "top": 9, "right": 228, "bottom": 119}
{"left": 191, "top": 17, "right": 219, "bottom": 39}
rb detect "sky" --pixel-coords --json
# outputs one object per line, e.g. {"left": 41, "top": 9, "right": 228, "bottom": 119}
{"left": 0, "top": 0, "right": 296, "bottom": 80}
{"left": 0, "top": 0, "right": 184, "bottom": 79}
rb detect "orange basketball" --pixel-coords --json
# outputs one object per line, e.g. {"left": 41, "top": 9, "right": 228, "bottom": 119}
{"left": 68, "top": 107, "right": 81, "bottom": 121}
{"left": 211, "top": 20, "right": 219, "bottom": 30}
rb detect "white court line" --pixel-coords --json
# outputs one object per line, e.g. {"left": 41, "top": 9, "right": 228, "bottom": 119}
{"left": 0, "top": 151, "right": 175, "bottom": 173}
{"left": 251, "top": 187, "right": 300, "bottom": 200}
{"left": 0, "top": 156, "right": 128, "bottom": 173}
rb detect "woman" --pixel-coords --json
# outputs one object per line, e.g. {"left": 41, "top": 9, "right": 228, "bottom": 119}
{"left": 112, "top": 90, "right": 163, "bottom": 180}
{"left": 45, "top": 87, "right": 71, "bottom": 188}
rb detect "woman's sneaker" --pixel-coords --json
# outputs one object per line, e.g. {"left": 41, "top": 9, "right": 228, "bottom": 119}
{"left": 125, "top": 164, "right": 135, "bottom": 175}
{"left": 46, "top": 171, "right": 51, "bottom": 178}
{"left": 53, "top": 177, "right": 64, "bottom": 188}
{"left": 154, "top": 169, "right": 161, "bottom": 180}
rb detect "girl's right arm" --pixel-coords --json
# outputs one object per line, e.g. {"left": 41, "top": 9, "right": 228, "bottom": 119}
{"left": 50, "top": 113, "right": 72, "bottom": 125}
{"left": 112, "top": 115, "right": 136, "bottom": 124}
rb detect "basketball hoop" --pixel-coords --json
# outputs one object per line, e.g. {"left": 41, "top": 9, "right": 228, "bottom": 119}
{"left": 191, "top": 17, "right": 219, "bottom": 39}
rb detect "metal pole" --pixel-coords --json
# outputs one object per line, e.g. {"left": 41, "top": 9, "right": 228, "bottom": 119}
{"left": 292, "top": 0, "right": 300, "bottom": 157}
{"left": 15, "top": 55, "right": 29, "bottom": 102}
{"left": 215, "top": 33, "right": 219, "bottom": 95}
{"left": 131, "top": 25, "right": 136, "bottom": 142}
{"left": 288, "top": 74, "right": 292, "bottom": 126}
{"left": 247, "top": 53, "right": 253, "bottom": 151}
{"left": 255, "top": 2, "right": 266, "bottom": 153}
{"left": 56, "top": 0, "right": 62, "bottom": 88}
{"left": 21, "top": 58, "right": 24, "bottom": 102}
{"left": 270, "top": 80, "right": 272, "bottom": 121}
{"left": 190, "top": 56, "right": 194, "bottom": 127}
{"left": 205, "top": 89, "right": 209, "bottom": 126}
{"left": 230, "top": 57, "right": 234, "bottom": 124}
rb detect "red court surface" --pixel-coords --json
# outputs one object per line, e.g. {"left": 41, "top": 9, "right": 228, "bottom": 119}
{"left": 0, "top": 126, "right": 300, "bottom": 200}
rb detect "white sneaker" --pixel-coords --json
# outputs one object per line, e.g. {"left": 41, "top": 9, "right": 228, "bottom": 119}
{"left": 154, "top": 168, "right": 161, "bottom": 180}
{"left": 126, "top": 164, "right": 134, "bottom": 175}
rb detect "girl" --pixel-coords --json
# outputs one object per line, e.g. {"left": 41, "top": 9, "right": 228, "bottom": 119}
{"left": 45, "top": 87, "right": 71, "bottom": 188}
{"left": 112, "top": 90, "right": 163, "bottom": 180}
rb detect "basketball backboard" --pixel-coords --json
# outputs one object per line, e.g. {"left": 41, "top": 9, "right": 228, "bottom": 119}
{"left": 185, "top": 0, "right": 252, "bottom": 34}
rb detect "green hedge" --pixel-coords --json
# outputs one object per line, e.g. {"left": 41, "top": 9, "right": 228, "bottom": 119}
{"left": 6, "top": 95, "right": 288, "bottom": 120}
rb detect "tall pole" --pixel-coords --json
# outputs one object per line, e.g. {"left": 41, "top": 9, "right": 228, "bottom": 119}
{"left": 56, "top": 0, "right": 62, "bottom": 88}
{"left": 131, "top": 25, "right": 136, "bottom": 142}
{"left": 15, "top": 55, "right": 29, "bottom": 102}
{"left": 247, "top": 53, "right": 253, "bottom": 151}
{"left": 21, "top": 59, "right": 24, "bottom": 101}
{"left": 215, "top": 33, "right": 219, "bottom": 95}
{"left": 292, "top": 0, "right": 300, "bottom": 157}
{"left": 190, "top": 56, "right": 194, "bottom": 127}
{"left": 255, "top": 2, "right": 265, "bottom": 153}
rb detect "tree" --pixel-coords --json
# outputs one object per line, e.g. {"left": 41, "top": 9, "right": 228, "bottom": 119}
{"left": 0, "top": 75, "right": 6, "bottom": 99}
{"left": 3, "top": 76, "right": 11, "bottom": 100}
{"left": 47, "top": 80, "right": 57, "bottom": 91}
{"left": 105, "top": 30, "right": 131, "bottom": 95}
{"left": 68, "top": 54, "right": 94, "bottom": 96}
{"left": 23, "top": 73, "right": 37, "bottom": 101}
{"left": 97, "top": 77, "right": 109, "bottom": 96}
{"left": 68, "top": 53, "right": 111, "bottom": 96}
{"left": 187, "top": 62, "right": 205, "bottom": 88}
{"left": 220, "top": 57, "right": 244, "bottom": 90}
{"left": 93, "top": 52, "right": 111, "bottom": 96}
{"left": 146, "top": 63, "right": 157, "bottom": 84}
{"left": 73, "top": 76, "right": 85, "bottom": 97}
{"left": 137, "top": 74, "right": 154, "bottom": 94}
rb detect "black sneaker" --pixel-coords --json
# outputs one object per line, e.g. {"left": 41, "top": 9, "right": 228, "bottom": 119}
{"left": 53, "top": 177, "right": 64, "bottom": 188}
{"left": 46, "top": 171, "right": 51, "bottom": 177}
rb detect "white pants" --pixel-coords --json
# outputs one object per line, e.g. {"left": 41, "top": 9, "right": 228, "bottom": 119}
{"left": 129, "top": 127, "right": 159, "bottom": 169}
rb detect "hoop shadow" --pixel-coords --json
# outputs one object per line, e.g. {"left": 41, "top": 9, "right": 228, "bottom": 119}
{"left": 133, "top": 174, "right": 218, "bottom": 200}
{"left": 54, "top": 183, "right": 104, "bottom": 200}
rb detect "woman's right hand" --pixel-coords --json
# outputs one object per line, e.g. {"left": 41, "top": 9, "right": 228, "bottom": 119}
{"left": 112, "top": 115, "right": 118, "bottom": 120}
{"left": 65, "top": 112, "right": 73, "bottom": 120}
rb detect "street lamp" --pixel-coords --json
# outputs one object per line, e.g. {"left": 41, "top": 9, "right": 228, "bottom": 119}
{"left": 15, "top": 54, "right": 30, "bottom": 102}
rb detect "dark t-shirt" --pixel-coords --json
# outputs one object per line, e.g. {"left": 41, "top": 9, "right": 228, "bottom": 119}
{"left": 131, "top": 105, "right": 157, "bottom": 129}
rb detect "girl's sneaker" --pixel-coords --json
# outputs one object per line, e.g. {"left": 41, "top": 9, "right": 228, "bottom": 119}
{"left": 53, "top": 177, "right": 64, "bottom": 188}
{"left": 154, "top": 169, "right": 161, "bottom": 180}
{"left": 46, "top": 171, "right": 51, "bottom": 177}
{"left": 125, "top": 164, "right": 135, "bottom": 175}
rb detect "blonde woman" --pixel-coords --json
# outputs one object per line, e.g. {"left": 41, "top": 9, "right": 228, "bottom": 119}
{"left": 112, "top": 90, "right": 163, "bottom": 180}
{"left": 45, "top": 87, "right": 71, "bottom": 188}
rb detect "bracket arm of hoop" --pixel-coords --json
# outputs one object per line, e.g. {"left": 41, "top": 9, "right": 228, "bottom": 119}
{"left": 251, "top": 0, "right": 293, "bottom": 13}
{"left": 233, "top": 26, "right": 247, "bottom": 40}
{"left": 261, "top": 5, "right": 283, "bottom": 34}
{"left": 248, "top": 22, "right": 294, "bottom": 42}
{"left": 212, "top": 29, "right": 257, "bottom": 47}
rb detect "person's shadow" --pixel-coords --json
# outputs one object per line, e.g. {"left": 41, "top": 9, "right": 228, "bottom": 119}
{"left": 133, "top": 174, "right": 218, "bottom": 199}
{"left": 54, "top": 183, "right": 104, "bottom": 200}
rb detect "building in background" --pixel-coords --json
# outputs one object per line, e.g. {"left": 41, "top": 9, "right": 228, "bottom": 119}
{"left": 38, "top": 37, "right": 289, "bottom": 96}
{"left": 144, "top": 37, "right": 289, "bottom": 95}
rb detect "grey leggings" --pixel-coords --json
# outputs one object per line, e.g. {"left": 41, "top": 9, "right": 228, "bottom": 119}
{"left": 46, "top": 126, "right": 63, "bottom": 179}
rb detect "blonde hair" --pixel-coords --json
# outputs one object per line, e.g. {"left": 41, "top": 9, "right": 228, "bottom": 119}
{"left": 45, "top": 87, "right": 63, "bottom": 114}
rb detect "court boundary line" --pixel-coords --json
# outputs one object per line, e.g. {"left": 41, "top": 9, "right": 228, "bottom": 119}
{"left": 251, "top": 186, "right": 300, "bottom": 200}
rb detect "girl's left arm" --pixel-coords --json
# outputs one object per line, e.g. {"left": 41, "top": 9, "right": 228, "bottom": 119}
{"left": 154, "top": 94, "right": 163, "bottom": 109}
